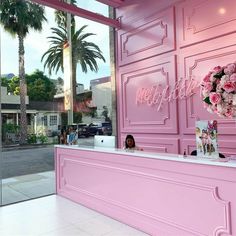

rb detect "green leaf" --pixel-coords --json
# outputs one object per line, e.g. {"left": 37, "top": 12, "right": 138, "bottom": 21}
{"left": 213, "top": 70, "right": 225, "bottom": 79}
{"left": 203, "top": 96, "right": 212, "bottom": 105}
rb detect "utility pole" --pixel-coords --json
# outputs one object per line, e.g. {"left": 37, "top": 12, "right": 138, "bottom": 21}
{"left": 66, "top": 0, "right": 73, "bottom": 125}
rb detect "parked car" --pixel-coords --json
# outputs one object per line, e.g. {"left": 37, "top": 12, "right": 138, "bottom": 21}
{"left": 100, "top": 122, "right": 112, "bottom": 135}
{"left": 73, "top": 123, "right": 90, "bottom": 137}
{"left": 88, "top": 123, "right": 100, "bottom": 136}
{"left": 88, "top": 122, "right": 112, "bottom": 136}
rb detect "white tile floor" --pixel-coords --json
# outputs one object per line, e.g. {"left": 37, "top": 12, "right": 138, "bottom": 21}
{"left": 0, "top": 195, "right": 150, "bottom": 236}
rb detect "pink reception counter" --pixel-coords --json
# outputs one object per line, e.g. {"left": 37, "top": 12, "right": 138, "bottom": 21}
{"left": 55, "top": 145, "right": 236, "bottom": 236}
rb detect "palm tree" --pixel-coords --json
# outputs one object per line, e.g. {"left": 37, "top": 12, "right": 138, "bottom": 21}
{"left": 0, "top": 0, "right": 47, "bottom": 144}
{"left": 41, "top": 21, "right": 105, "bottom": 112}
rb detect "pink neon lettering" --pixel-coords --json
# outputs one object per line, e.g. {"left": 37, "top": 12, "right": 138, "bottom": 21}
{"left": 136, "top": 88, "right": 145, "bottom": 104}
{"left": 158, "top": 86, "right": 169, "bottom": 111}
{"left": 185, "top": 78, "right": 200, "bottom": 97}
{"left": 152, "top": 85, "right": 162, "bottom": 105}
{"left": 135, "top": 77, "right": 200, "bottom": 111}
{"left": 178, "top": 78, "right": 186, "bottom": 99}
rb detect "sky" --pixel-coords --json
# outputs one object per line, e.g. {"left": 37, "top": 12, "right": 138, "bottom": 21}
{"left": 0, "top": 0, "right": 110, "bottom": 89}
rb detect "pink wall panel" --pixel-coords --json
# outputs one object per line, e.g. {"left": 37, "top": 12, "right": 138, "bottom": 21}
{"left": 118, "top": 55, "right": 178, "bottom": 135}
{"left": 116, "top": 0, "right": 236, "bottom": 156}
{"left": 181, "top": 139, "right": 196, "bottom": 156}
{"left": 176, "top": 0, "right": 236, "bottom": 47}
{"left": 118, "top": 7, "right": 175, "bottom": 66}
{"left": 179, "top": 36, "right": 236, "bottom": 134}
{"left": 116, "top": 0, "right": 178, "bottom": 30}
{"left": 180, "top": 137, "right": 236, "bottom": 158}
{"left": 121, "top": 135, "right": 179, "bottom": 154}
{"left": 218, "top": 139, "right": 236, "bottom": 158}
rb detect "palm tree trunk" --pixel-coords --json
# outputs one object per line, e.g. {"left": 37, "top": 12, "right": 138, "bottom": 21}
{"left": 18, "top": 34, "right": 28, "bottom": 145}
{"left": 109, "top": 7, "right": 117, "bottom": 137}
{"left": 71, "top": 18, "right": 76, "bottom": 112}
{"left": 72, "top": 60, "right": 77, "bottom": 111}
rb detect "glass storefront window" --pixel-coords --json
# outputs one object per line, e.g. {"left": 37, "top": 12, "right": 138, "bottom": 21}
{"left": 75, "top": 0, "right": 109, "bottom": 17}
{"left": 0, "top": 0, "right": 115, "bottom": 205}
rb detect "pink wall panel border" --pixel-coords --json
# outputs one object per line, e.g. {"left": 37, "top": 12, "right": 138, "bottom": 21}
{"left": 176, "top": 0, "right": 236, "bottom": 47}
{"left": 118, "top": 6, "right": 175, "bottom": 66}
{"left": 118, "top": 55, "right": 178, "bottom": 134}
{"left": 181, "top": 138, "right": 236, "bottom": 158}
{"left": 120, "top": 135, "right": 179, "bottom": 154}
{"left": 178, "top": 34, "right": 236, "bottom": 134}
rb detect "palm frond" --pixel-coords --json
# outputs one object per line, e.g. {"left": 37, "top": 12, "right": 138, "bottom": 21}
{"left": 41, "top": 24, "right": 105, "bottom": 75}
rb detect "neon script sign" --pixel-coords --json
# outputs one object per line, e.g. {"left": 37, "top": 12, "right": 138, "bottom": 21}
{"left": 136, "top": 77, "right": 200, "bottom": 111}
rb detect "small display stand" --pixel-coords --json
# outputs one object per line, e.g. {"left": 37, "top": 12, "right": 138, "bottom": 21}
{"left": 195, "top": 120, "right": 219, "bottom": 159}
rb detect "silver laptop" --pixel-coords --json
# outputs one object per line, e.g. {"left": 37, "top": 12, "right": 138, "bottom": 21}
{"left": 94, "top": 135, "right": 116, "bottom": 148}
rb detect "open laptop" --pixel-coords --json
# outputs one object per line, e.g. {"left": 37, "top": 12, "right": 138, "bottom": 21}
{"left": 94, "top": 135, "right": 116, "bottom": 148}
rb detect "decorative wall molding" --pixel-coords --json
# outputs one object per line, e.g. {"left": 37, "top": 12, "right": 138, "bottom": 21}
{"left": 182, "top": 138, "right": 236, "bottom": 159}
{"left": 179, "top": 40, "right": 236, "bottom": 134}
{"left": 123, "top": 67, "right": 169, "bottom": 125}
{"left": 118, "top": 7, "right": 175, "bottom": 65}
{"left": 120, "top": 136, "right": 179, "bottom": 153}
{"left": 181, "top": 139, "right": 196, "bottom": 155}
{"left": 177, "top": 0, "right": 236, "bottom": 47}
{"left": 118, "top": 55, "right": 178, "bottom": 134}
{"left": 123, "top": 21, "right": 167, "bottom": 56}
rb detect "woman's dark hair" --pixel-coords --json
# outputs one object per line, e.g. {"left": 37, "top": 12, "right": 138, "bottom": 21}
{"left": 125, "top": 134, "right": 136, "bottom": 148}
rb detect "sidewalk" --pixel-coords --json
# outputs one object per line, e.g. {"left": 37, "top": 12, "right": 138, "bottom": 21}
{"left": 1, "top": 171, "right": 55, "bottom": 205}
{"left": 2, "top": 143, "right": 54, "bottom": 152}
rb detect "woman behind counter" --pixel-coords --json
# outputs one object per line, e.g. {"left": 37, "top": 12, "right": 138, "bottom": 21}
{"left": 124, "top": 134, "right": 143, "bottom": 151}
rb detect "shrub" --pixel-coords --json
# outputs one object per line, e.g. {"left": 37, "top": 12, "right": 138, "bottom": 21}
{"left": 27, "top": 134, "right": 37, "bottom": 144}
{"left": 38, "top": 134, "right": 48, "bottom": 144}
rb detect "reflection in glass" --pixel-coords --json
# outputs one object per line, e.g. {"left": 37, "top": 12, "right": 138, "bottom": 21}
{"left": 0, "top": 0, "right": 115, "bottom": 206}
{"left": 75, "top": 0, "right": 109, "bottom": 17}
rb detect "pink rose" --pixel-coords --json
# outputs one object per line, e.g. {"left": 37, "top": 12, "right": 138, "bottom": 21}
{"left": 213, "top": 66, "right": 222, "bottom": 73}
{"left": 233, "top": 94, "right": 236, "bottom": 105}
{"left": 224, "top": 108, "right": 233, "bottom": 118}
{"left": 203, "top": 73, "right": 211, "bottom": 83}
{"left": 203, "top": 63, "right": 236, "bottom": 118}
{"left": 212, "top": 105, "right": 218, "bottom": 112}
{"left": 223, "top": 81, "right": 236, "bottom": 93}
{"left": 204, "top": 82, "right": 213, "bottom": 92}
{"left": 209, "top": 92, "right": 221, "bottom": 104}
{"left": 216, "top": 84, "right": 222, "bottom": 92}
{"left": 216, "top": 104, "right": 226, "bottom": 114}
{"left": 230, "top": 73, "right": 236, "bottom": 82}
{"left": 224, "top": 63, "right": 236, "bottom": 75}
{"left": 222, "top": 92, "right": 233, "bottom": 102}
{"left": 207, "top": 107, "right": 214, "bottom": 113}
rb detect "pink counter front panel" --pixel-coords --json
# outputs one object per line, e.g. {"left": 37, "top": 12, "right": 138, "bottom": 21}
{"left": 55, "top": 146, "right": 236, "bottom": 236}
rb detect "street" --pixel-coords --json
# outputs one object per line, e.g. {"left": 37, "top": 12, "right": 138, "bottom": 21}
{"left": 1, "top": 137, "right": 94, "bottom": 179}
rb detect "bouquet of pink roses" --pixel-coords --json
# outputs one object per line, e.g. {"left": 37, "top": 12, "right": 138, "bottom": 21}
{"left": 201, "top": 62, "right": 236, "bottom": 118}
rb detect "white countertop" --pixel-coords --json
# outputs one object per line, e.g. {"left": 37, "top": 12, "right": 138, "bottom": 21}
{"left": 55, "top": 145, "right": 236, "bottom": 168}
